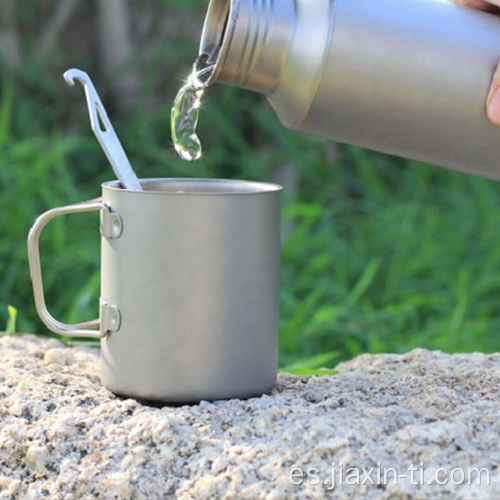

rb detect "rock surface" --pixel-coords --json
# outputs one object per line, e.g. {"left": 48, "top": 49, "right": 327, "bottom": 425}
{"left": 0, "top": 335, "right": 499, "bottom": 499}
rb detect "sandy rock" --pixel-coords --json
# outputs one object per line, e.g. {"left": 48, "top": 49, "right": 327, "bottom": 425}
{"left": 0, "top": 335, "right": 498, "bottom": 499}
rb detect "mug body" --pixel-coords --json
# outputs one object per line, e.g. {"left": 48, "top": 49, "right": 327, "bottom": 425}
{"left": 99, "top": 178, "right": 282, "bottom": 402}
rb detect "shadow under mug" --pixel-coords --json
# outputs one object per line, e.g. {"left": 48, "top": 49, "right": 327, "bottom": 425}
{"left": 28, "top": 178, "right": 282, "bottom": 403}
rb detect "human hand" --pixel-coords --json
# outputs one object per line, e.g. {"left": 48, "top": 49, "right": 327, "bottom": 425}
{"left": 450, "top": 0, "right": 500, "bottom": 125}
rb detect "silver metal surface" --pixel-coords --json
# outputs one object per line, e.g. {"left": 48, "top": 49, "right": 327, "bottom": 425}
{"left": 27, "top": 200, "right": 105, "bottom": 338}
{"left": 29, "top": 178, "right": 282, "bottom": 403}
{"left": 100, "top": 301, "right": 121, "bottom": 334}
{"left": 100, "top": 205, "right": 123, "bottom": 239}
{"left": 64, "top": 68, "right": 143, "bottom": 191}
{"left": 99, "top": 178, "right": 282, "bottom": 402}
{"left": 202, "top": 0, "right": 500, "bottom": 180}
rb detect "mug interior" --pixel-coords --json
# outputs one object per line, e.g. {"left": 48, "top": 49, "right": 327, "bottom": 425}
{"left": 103, "top": 178, "right": 282, "bottom": 195}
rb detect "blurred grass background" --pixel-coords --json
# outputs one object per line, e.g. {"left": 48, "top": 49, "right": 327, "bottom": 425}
{"left": 1, "top": 0, "right": 500, "bottom": 369}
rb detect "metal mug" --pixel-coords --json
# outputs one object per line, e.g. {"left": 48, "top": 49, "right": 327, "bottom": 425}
{"left": 28, "top": 178, "right": 282, "bottom": 402}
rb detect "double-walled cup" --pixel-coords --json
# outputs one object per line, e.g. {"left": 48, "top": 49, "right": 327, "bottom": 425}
{"left": 28, "top": 178, "right": 282, "bottom": 403}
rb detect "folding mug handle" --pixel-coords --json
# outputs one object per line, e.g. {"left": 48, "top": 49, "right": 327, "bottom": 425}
{"left": 27, "top": 198, "right": 120, "bottom": 339}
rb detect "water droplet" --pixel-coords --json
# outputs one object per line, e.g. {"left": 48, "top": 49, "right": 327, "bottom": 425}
{"left": 171, "top": 54, "right": 215, "bottom": 161}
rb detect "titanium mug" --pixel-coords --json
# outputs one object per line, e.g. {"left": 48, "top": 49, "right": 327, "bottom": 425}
{"left": 28, "top": 178, "right": 282, "bottom": 402}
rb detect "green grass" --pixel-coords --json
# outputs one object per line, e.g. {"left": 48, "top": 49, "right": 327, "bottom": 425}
{"left": 280, "top": 146, "right": 500, "bottom": 365}
{"left": 2, "top": 59, "right": 500, "bottom": 370}
{"left": 1, "top": 306, "right": 17, "bottom": 336}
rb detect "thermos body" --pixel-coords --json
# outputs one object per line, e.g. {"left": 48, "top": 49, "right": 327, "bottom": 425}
{"left": 201, "top": 0, "right": 500, "bottom": 180}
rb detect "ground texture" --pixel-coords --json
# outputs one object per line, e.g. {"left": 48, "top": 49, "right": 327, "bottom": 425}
{"left": 0, "top": 335, "right": 499, "bottom": 499}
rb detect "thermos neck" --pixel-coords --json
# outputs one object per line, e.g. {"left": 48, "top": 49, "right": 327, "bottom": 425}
{"left": 200, "top": 0, "right": 295, "bottom": 94}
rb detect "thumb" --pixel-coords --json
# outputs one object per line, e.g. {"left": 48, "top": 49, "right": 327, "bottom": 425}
{"left": 486, "top": 60, "right": 500, "bottom": 126}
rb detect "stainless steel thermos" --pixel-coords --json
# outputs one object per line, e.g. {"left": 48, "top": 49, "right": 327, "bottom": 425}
{"left": 201, "top": 0, "right": 500, "bottom": 180}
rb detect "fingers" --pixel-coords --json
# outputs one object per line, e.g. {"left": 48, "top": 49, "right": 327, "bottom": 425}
{"left": 451, "top": 0, "right": 500, "bottom": 125}
{"left": 449, "top": 0, "right": 500, "bottom": 11}
{"left": 487, "top": 61, "right": 500, "bottom": 126}
{"left": 480, "top": 0, "right": 500, "bottom": 7}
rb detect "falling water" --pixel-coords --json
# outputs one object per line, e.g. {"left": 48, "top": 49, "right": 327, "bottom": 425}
{"left": 171, "top": 53, "right": 215, "bottom": 161}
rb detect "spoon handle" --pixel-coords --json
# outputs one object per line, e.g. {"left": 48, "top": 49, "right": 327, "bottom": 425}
{"left": 64, "top": 68, "right": 143, "bottom": 191}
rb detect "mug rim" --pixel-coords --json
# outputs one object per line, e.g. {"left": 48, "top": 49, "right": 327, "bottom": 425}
{"left": 102, "top": 178, "right": 283, "bottom": 195}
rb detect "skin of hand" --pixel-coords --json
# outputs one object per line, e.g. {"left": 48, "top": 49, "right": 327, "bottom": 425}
{"left": 450, "top": 0, "right": 500, "bottom": 125}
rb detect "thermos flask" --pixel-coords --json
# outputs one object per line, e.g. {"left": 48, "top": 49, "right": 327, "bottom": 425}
{"left": 200, "top": 0, "right": 500, "bottom": 180}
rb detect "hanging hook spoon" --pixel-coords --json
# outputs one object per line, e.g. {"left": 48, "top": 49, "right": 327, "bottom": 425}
{"left": 64, "top": 68, "right": 143, "bottom": 191}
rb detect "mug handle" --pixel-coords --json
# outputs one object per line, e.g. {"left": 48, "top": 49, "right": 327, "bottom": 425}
{"left": 27, "top": 198, "right": 119, "bottom": 339}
